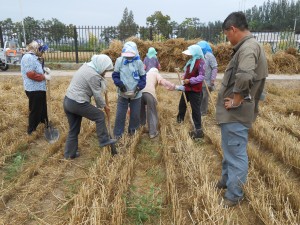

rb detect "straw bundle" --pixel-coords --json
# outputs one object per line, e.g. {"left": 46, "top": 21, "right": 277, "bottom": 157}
{"left": 273, "top": 51, "right": 299, "bottom": 74}
{"left": 102, "top": 38, "right": 300, "bottom": 73}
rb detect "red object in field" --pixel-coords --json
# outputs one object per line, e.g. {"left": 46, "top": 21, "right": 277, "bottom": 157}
{"left": 127, "top": 108, "right": 130, "bottom": 116}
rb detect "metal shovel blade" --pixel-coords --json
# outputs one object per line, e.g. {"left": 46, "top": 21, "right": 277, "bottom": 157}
{"left": 45, "top": 124, "right": 60, "bottom": 144}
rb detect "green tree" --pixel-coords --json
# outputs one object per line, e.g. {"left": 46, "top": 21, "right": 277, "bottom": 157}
{"left": 177, "top": 17, "right": 204, "bottom": 39}
{"left": 0, "top": 18, "right": 15, "bottom": 39}
{"left": 146, "top": 11, "right": 172, "bottom": 39}
{"left": 118, "top": 7, "right": 138, "bottom": 41}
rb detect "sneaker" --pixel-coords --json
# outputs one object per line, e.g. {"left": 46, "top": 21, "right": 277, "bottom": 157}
{"left": 215, "top": 180, "right": 227, "bottom": 189}
{"left": 149, "top": 131, "right": 159, "bottom": 139}
{"left": 220, "top": 197, "right": 244, "bottom": 208}
{"left": 189, "top": 129, "right": 204, "bottom": 139}
{"left": 100, "top": 139, "right": 117, "bottom": 147}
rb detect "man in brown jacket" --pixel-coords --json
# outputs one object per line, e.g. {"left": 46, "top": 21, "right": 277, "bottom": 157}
{"left": 215, "top": 12, "right": 268, "bottom": 207}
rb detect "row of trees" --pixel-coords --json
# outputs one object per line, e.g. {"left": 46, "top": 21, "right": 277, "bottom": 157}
{"left": 246, "top": 0, "right": 300, "bottom": 31}
{"left": 1, "top": 0, "right": 300, "bottom": 47}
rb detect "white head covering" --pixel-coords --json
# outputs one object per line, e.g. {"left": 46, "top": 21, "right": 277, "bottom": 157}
{"left": 87, "top": 54, "right": 113, "bottom": 74}
{"left": 26, "top": 41, "right": 40, "bottom": 54}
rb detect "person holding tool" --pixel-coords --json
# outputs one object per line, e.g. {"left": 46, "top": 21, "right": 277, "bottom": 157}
{"left": 216, "top": 12, "right": 268, "bottom": 207}
{"left": 176, "top": 44, "right": 205, "bottom": 139}
{"left": 63, "top": 54, "right": 117, "bottom": 159}
{"left": 21, "top": 40, "right": 51, "bottom": 135}
{"left": 197, "top": 40, "right": 218, "bottom": 116}
{"left": 112, "top": 41, "right": 146, "bottom": 139}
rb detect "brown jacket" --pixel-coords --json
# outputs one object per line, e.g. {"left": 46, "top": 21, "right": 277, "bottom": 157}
{"left": 216, "top": 35, "right": 268, "bottom": 128}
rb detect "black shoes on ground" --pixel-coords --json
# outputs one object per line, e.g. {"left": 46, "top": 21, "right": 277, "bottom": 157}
{"left": 189, "top": 129, "right": 204, "bottom": 139}
{"left": 215, "top": 180, "right": 227, "bottom": 190}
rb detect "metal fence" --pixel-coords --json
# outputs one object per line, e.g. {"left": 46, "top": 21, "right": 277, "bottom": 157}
{"left": 1, "top": 25, "right": 299, "bottom": 63}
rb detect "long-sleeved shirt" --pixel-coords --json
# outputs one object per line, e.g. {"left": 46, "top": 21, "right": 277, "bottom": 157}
{"left": 143, "top": 56, "right": 161, "bottom": 72}
{"left": 185, "top": 59, "right": 205, "bottom": 85}
{"left": 203, "top": 52, "right": 218, "bottom": 86}
{"left": 112, "top": 56, "right": 146, "bottom": 99}
{"left": 66, "top": 63, "right": 106, "bottom": 108}
{"left": 142, "top": 70, "right": 175, "bottom": 100}
{"left": 216, "top": 35, "right": 268, "bottom": 128}
{"left": 21, "top": 53, "right": 46, "bottom": 91}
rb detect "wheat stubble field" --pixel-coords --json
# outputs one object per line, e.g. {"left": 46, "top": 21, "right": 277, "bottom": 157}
{"left": 0, "top": 75, "right": 299, "bottom": 225}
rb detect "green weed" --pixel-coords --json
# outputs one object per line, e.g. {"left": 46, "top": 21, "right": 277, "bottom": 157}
{"left": 4, "top": 152, "right": 26, "bottom": 180}
{"left": 126, "top": 185, "right": 162, "bottom": 224}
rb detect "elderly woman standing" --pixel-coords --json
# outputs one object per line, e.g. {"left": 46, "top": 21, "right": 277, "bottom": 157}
{"left": 197, "top": 41, "right": 218, "bottom": 116}
{"left": 177, "top": 44, "right": 205, "bottom": 139}
{"left": 63, "top": 54, "right": 117, "bottom": 159}
{"left": 21, "top": 40, "right": 51, "bottom": 135}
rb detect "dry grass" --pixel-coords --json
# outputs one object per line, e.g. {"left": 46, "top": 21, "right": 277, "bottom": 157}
{"left": 0, "top": 76, "right": 299, "bottom": 224}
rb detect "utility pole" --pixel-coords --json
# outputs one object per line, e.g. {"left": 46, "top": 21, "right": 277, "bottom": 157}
{"left": 19, "top": 0, "right": 26, "bottom": 46}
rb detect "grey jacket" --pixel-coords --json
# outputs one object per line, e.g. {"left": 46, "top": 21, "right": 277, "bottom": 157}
{"left": 216, "top": 35, "right": 268, "bottom": 128}
{"left": 66, "top": 63, "right": 106, "bottom": 108}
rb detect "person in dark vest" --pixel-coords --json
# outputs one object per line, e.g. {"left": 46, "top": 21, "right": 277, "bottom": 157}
{"left": 176, "top": 44, "right": 205, "bottom": 139}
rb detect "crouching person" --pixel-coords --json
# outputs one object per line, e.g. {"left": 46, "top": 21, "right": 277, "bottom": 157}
{"left": 63, "top": 54, "right": 117, "bottom": 159}
{"left": 140, "top": 68, "right": 178, "bottom": 138}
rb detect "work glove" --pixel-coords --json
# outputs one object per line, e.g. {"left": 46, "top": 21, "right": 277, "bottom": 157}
{"left": 175, "top": 85, "right": 185, "bottom": 91}
{"left": 134, "top": 86, "right": 141, "bottom": 94}
{"left": 44, "top": 67, "right": 51, "bottom": 74}
{"left": 208, "top": 84, "right": 215, "bottom": 92}
{"left": 44, "top": 74, "right": 51, "bottom": 80}
{"left": 119, "top": 84, "right": 127, "bottom": 92}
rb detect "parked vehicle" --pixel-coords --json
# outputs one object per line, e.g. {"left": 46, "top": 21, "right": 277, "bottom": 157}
{"left": 0, "top": 39, "right": 24, "bottom": 71}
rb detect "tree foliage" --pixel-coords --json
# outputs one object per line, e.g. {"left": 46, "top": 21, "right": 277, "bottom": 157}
{"left": 118, "top": 7, "right": 138, "bottom": 40}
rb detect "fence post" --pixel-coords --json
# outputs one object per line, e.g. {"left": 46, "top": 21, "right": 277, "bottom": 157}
{"left": 73, "top": 26, "right": 79, "bottom": 63}
{"left": 0, "top": 26, "right": 4, "bottom": 48}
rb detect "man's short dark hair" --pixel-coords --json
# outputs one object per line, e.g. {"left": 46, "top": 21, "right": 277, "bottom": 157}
{"left": 222, "top": 11, "right": 249, "bottom": 31}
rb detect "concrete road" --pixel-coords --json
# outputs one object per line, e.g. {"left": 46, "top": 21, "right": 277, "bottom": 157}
{"left": 1, "top": 70, "right": 300, "bottom": 80}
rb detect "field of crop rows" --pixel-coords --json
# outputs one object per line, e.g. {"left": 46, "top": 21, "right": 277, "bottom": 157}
{"left": 0, "top": 75, "right": 299, "bottom": 225}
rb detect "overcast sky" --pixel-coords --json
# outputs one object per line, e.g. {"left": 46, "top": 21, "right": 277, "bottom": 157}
{"left": 2, "top": 0, "right": 267, "bottom": 27}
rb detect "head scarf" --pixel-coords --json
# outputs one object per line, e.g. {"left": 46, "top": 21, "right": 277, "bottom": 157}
{"left": 87, "top": 54, "right": 113, "bottom": 74}
{"left": 183, "top": 45, "right": 204, "bottom": 72}
{"left": 26, "top": 41, "right": 40, "bottom": 54}
{"left": 146, "top": 47, "right": 157, "bottom": 59}
{"left": 197, "top": 41, "right": 213, "bottom": 55}
{"left": 122, "top": 41, "right": 140, "bottom": 65}
{"left": 26, "top": 40, "right": 49, "bottom": 56}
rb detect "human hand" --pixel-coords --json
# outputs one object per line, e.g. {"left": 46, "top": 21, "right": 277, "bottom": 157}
{"left": 119, "top": 84, "right": 127, "bottom": 92}
{"left": 44, "top": 67, "right": 51, "bottom": 74}
{"left": 224, "top": 97, "right": 242, "bottom": 110}
{"left": 104, "top": 105, "right": 110, "bottom": 115}
{"left": 208, "top": 84, "right": 215, "bottom": 92}
{"left": 134, "top": 86, "right": 141, "bottom": 94}
{"left": 44, "top": 74, "right": 51, "bottom": 80}
{"left": 183, "top": 79, "right": 190, "bottom": 84}
{"left": 175, "top": 85, "right": 185, "bottom": 91}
